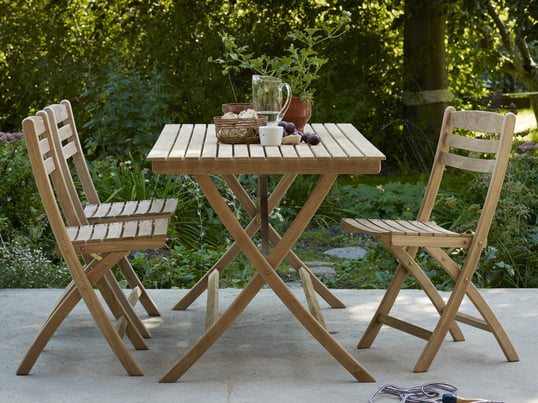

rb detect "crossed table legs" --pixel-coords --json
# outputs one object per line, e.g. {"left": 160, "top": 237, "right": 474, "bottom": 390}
{"left": 172, "top": 174, "right": 345, "bottom": 311}
{"left": 160, "top": 173, "right": 375, "bottom": 383}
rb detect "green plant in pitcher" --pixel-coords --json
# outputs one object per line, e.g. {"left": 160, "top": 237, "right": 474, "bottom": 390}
{"left": 210, "top": 12, "right": 351, "bottom": 101}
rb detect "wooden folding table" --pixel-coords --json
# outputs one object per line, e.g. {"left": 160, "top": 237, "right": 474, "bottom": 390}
{"left": 147, "top": 122, "right": 385, "bottom": 382}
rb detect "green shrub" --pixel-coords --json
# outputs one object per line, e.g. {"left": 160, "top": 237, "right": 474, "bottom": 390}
{"left": 330, "top": 180, "right": 426, "bottom": 220}
{"left": 0, "top": 132, "right": 53, "bottom": 244}
{"left": 0, "top": 237, "right": 70, "bottom": 288}
{"left": 81, "top": 57, "right": 171, "bottom": 161}
{"left": 127, "top": 244, "right": 226, "bottom": 289}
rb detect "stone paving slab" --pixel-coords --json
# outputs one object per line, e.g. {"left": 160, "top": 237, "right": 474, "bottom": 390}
{"left": 1, "top": 288, "right": 537, "bottom": 403}
{"left": 324, "top": 246, "right": 368, "bottom": 260}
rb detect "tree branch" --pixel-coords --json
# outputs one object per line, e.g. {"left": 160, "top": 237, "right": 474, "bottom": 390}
{"left": 485, "top": 1, "right": 515, "bottom": 57}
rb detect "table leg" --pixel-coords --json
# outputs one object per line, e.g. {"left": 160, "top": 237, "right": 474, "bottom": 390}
{"left": 258, "top": 174, "right": 270, "bottom": 257}
{"left": 161, "top": 174, "right": 374, "bottom": 382}
{"left": 172, "top": 174, "right": 345, "bottom": 310}
{"left": 172, "top": 174, "right": 294, "bottom": 310}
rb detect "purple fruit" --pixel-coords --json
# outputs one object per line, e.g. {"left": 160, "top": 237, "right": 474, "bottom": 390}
{"left": 307, "top": 134, "right": 321, "bottom": 145}
{"left": 284, "top": 121, "right": 296, "bottom": 134}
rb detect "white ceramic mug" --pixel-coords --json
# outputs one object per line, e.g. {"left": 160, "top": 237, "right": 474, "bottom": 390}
{"left": 259, "top": 125, "right": 283, "bottom": 146}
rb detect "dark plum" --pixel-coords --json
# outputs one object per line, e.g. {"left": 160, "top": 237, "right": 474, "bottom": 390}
{"left": 307, "top": 134, "right": 321, "bottom": 145}
{"left": 284, "top": 121, "right": 296, "bottom": 134}
{"left": 278, "top": 120, "right": 297, "bottom": 134}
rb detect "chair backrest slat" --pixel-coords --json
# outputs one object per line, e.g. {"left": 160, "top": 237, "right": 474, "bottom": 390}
{"left": 43, "top": 156, "right": 57, "bottom": 175}
{"left": 57, "top": 122, "right": 73, "bottom": 141}
{"left": 62, "top": 140, "right": 79, "bottom": 159}
{"left": 440, "top": 152, "right": 496, "bottom": 173}
{"left": 417, "top": 106, "right": 516, "bottom": 248}
{"left": 444, "top": 133, "right": 499, "bottom": 153}
{"left": 449, "top": 110, "right": 505, "bottom": 133}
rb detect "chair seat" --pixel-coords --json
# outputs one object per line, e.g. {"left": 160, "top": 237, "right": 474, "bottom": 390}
{"left": 84, "top": 198, "right": 178, "bottom": 223}
{"left": 67, "top": 218, "right": 169, "bottom": 254}
{"left": 341, "top": 218, "right": 473, "bottom": 248}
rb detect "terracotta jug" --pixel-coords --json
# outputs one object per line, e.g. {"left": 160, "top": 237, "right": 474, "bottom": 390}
{"left": 283, "top": 97, "right": 312, "bottom": 133}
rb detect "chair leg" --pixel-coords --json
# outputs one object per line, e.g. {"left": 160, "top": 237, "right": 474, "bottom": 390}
{"left": 17, "top": 285, "right": 80, "bottom": 375}
{"left": 413, "top": 244, "right": 489, "bottom": 372}
{"left": 98, "top": 272, "right": 149, "bottom": 348}
{"left": 18, "top": 253, "right": 143, "bottom": 376}
{"left": 426, "top": 247, "right": 519, "bottom": 363}
{"left": 102, "top": 270, "right": 151, "bottom": 339}
{"left": 118, "top": 257, "right": 160, "bottom": 316}
{"left": 414, "top": 283, "right": 469, "bottom": 372}
{"left": 358, "top": 263, "right": 408, "bottom": 348}
{"left": 388, "top": 245, "right": 465, "bottom": 342}
{"left": 459, "top": 283, "right": 519, "bottom": 361}
{"left": 205, "top": 270, "right": 219, "bottom": 330}
{"left": 358, "top": 244, "right": 465, "bottom": 350}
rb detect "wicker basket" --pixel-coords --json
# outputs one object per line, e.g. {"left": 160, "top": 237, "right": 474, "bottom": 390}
{"left": 214, "top": 116, "right": 268, "bottom": 144}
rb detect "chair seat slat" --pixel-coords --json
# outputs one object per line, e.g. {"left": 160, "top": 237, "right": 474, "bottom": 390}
{"left": 163, "top": 198, "right": 179, "bottom": 213}
{"left": 93, "top": 203, "right": 112, "bottom": 218}
{"left": 75, "top": 225, "right": 94, "bottom": 241}
{"left": 148, "top": 199, "right": 165, "bottom": 214}
{"left": 84, "top": 204, "right": 99, "bottom": 218}
{"left": 121, "top": 201, "right": 139, "bottom": 216}
{"left": 122, "top": 221, "right": 138, "bottom": 238}
{"left": 107, "top": 202, "right": 126, "bottom": 217}
{"left": 91, "top": 223, "right": 108, "bottom": 241}
{"left": 154, "top": 218, "right": 169, "bottom": 236}
{"left": 106, "top": 222, "right": 123, "bottom": 239}
{"left": 138, "top": 220, "right": 153, "bottom": 237}
{"left": 134, "top": 200, "right": 151, "bottom": 215}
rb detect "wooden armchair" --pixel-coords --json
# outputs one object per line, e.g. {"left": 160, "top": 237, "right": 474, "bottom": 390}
{"left": 17, "top": 111, "right": 170, "bottom": 376}
{"left": 341, "top": 106, "right": 519, "bottom": 372}
{"left": 43, "top": 100, "right": 178, "bottom": 316}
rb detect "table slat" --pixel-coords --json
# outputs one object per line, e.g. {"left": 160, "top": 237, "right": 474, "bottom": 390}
{"left": 201, "top": 125, "right": 218, "bottom": 159}
{"left": 185, "top": 124, "right": 208, "bottom": 159}
{"left": 147, "top": 124, "right": 180, "bottom": 160}
{"left": 169, "top": 124, "right": 195, "bottom": 159}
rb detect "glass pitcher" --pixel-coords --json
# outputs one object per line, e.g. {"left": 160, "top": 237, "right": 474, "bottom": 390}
{"left": 252, "top": 75, "right": 292, "bottom": 125}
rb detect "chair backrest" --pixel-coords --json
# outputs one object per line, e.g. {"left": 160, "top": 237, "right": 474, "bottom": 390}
{"left": 418, "top": 106, "right": 516, "bottom": 243}
{"left": 44, "top": 100, "right": 101, "bottom": 216}
{"left": 22, "top": 112, "right": 88, "bottom": 272}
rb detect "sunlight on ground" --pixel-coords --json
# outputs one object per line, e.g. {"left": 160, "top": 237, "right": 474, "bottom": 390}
{"left": 515, "top": 109, "right": 537, "bottom": 134}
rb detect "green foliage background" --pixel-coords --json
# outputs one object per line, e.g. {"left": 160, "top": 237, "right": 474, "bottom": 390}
{"left": 1, "top": 1, "right": 536, "bottom": 289}
{"left": 2, "top": 0, "right": 514, "bottom": 161}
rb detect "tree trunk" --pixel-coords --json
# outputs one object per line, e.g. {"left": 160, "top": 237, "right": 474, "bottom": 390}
{"left": 403, "top": 0, "right": 452, "bottom": 172}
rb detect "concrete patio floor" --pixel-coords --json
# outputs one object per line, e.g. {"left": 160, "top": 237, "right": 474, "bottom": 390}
{"left": 1, "top": 288, "right": 537, "bottom": 402}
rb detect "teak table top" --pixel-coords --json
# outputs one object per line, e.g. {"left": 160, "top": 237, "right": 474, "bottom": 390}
{"left": 147, "top": 123, "right": 385, "bottom": 175}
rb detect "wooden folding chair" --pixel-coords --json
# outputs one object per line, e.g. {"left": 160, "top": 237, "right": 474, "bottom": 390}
{"left": 17, "top": 111, "right": 170, "bottom": 376}
{"left": 43, "top": 100, "right": 178, "bottom": 317}
{"left": 341, "top": 106, "right": 519, "bottom": 372}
